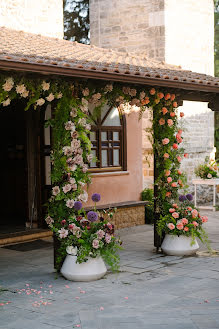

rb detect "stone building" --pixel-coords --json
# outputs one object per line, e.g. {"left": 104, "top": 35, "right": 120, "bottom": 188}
{"left": 90, "top": 0, "right": 215, "bottom": 191}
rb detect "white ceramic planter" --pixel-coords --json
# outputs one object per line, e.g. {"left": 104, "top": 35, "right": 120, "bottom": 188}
{"left": 161, "top": 234, "right": 199, "bottom": 256}
{"left": 60, "top": 255, "right": 107, "bottom": 282}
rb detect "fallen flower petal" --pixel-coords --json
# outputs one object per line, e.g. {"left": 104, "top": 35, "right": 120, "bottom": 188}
{"left": 100, "top": 307, "right": 104, "bottom": 311}
{"left": 65, "top": 285, "right": 70, "bottom": 288}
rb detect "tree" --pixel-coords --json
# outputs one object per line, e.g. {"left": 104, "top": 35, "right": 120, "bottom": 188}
{"left": 63, "top": 0, "right": 89, "bottom": 44}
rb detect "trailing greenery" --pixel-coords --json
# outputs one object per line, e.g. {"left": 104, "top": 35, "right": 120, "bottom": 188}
{"left": 195, "top": 157, "right": 218, "bottom": 179}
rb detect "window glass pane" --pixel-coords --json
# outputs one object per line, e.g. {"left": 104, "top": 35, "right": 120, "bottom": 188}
{"left": 103, "top": 107, "right": 121, "bottom": 126}
{"left": 101, "top": 131, "right": 107, "bottom": 141}
{"left": 90, "top": 131, "right": 96, "bottom": 141}
{"left": 101, "top": 150, "right": 108, "bottom": 167}
{"left": 113, "top": 149, "right": 120, "bottom": 166}
{"left": 101, "top": 103, "right": 110, "bottom": 120}
{"left": 113, "top": 132, "right": 119, "bottom": 140}
{"left": 90, "top": 150, "right": 97, "bottom": 168}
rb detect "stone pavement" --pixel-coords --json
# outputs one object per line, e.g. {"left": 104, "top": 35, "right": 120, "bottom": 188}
{"left": 1, "top": 211, "right": 219, "bottom": 329}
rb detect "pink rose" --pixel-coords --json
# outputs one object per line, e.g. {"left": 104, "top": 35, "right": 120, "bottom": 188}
{"left": 167, "top": 119, "right": 173, "bottom": 127}
{"left": 201, "top": 216, "right": 208, "bottom": 223}
{"left": 178, "top": 170, "right": 182, "bottom": 175}
{"left": 180, "top": 112, "right": 184, "bottom": 117}
{"left": 162, "top": 107, "right": 168, "bottom": 115}
{"left": 184, "top": 153, "right": 189, "bottom": 158}
{"left": 192, "top": 221, "right": 199, "bottom": 227}
{"left": 192, "top": 209, "right": 198, "bottom": 218}
{"left": 165, "top": 170, "right": 171, "bottom": 176}
{"left": 159, "top": 118, "right": 165, "bottom": 125}
{"left": 172, "top": 212, "right": 179, "bottom": 219}
{"left": 58, "top": 228, "right": 68, "bottom": 239}
{"left": 184, "top": 226, "right": 189, "bottom": 232}
{"left": 162, "top": 138, "right": 170, "bottom": 145}
{"left": 92, "top": 239, "right": 100, "bottom": 249}
{"left": 105, "top": 233, "right": 112, "bottom": 244}
{"left": 178, "top": 129, "right": 183, "bottom": 135}
{"left": 187, "top": 207, "right": 192, "bottom": 211}
{"left": 62, "top": 184, "right": 72, "bottom": 194}
{"left": 61, "top": 220, "right": 66, "bottom": 225}
{"left": 181, "top": 218, "right": 188, "bottom": 225}
{"left": 97, "top": 229, "right": 105, "bottom": 239}
{"left": 52, "top": 186, "right": 60, "bottom": 196}
{"left": 173, "top": 203, "right": 178, "bottom": 208}
{"left": 170, "top": 112, "right": 175, "bottom": 117}
{"left": 167, "top": 177, "right": 172, "bottom": 183}
{"left": 167, "top": 223, "right": 175, "bottom": 230}
{"left": 176, "top": 133, "right": 181, "bottom": 140}
{"left": 172, "top": 143, "right": 178, "bottom": 150}
{"left": 169, "top": 208, "right": 175, "bottom": 213}
{"left": 163, "top": 153, "right": 169, "bottom": 159}
{"left": 173, "top": 102, "right": 178, "bottom": 108}
{"left": 171, "top": 182, "right": 177, "bottom": 187}
{"left": 178, "top": 179, "right": 183, "bottom": 185}
{"left": 177, "top": 136, "right": 183, "bottom": 143}
{"left": 177, "top": 156, "right": 182, "bottom": 163}
{"left": 176, "top": 222, "right": 184, "bottom": 230}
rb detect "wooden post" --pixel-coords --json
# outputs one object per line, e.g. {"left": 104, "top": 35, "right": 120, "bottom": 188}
{"left": 153, "top": 148, "right": 162, "bottom": 250}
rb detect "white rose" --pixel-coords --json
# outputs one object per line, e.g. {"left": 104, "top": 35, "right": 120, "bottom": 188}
{"left": 207, "top": 173, "right": 212, "bottom": 179}
{"left": 46, "top": 93, "right": 55, "bottom": 102}
{"left": 66, "top": 246, "right": 78, "bottom": 255}
{"left": 36, "top": 98, "right": 45, "bottom": 106}
{"left": 2, "top": 77, "right": 14, "bottom": 91}
{"left": 16, "top": 84, "right": 26, "bottom": 94}
{"left": 56, "top": 92, "right": 63, "bottom": 99}
{"left": 42, "top": 81, "right": 50, "bottom": 91}
{"left": 21, "top": 90, "right": 29, "bottom": 98}
{"left": 2, "top": 98, "right": 11, "bottom": 107}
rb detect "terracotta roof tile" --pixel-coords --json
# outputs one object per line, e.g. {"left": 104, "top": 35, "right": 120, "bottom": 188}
{"left": 0, "top": 26, "right": 218, "bottom": 90}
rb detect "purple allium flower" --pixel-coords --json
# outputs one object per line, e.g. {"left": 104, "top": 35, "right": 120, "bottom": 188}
{"left": 87, "top": 211, "right": 98, "bottom": 222}
{"left": 91, "top": 193, "right": 101, "bottom": 203}
{"left": 186, "top": 194, "right": 193, "bottom": 201}
{"left": 74, "top": 201, "right": 82, "bottom": 211}
{"left": 179, "top": 195, "right": 187, "bottom": 202}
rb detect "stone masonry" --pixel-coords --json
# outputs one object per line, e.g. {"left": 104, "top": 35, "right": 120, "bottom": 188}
{"left": 0, "top": 0, "right": 63, "bottom": 39}
{"left": 111, "top": 205, "right": 145, "bottom": 229}
{"left": 90, "top": 0, "right": 215, "bottom": 202}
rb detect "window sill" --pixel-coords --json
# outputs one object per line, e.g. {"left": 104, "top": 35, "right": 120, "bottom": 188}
{"left": 91, "top": 171, "right": 130, "bottom": 178}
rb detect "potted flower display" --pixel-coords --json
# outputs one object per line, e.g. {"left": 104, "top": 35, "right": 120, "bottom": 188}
{"left": 46, "top": 193, "right": 121, "bottom": 281}
{"left": 157, "top": 194, "right": 210, "bottom": 256}
{"left": 195, "top": 157, "right": 218, "bottom": 179}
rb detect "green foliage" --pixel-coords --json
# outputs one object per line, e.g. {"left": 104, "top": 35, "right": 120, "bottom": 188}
{"left": 194, "top": 157, "right": 218, "bottom": 179}
{"left": 141, "top": 188, "right": 153, "bottom": 201}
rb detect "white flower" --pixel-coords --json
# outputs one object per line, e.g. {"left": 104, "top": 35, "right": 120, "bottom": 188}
{"left": 92, "top": 239, "right": 100, "bottom": 249}
{"left": 42, "top": 81, "right": 50, "bottom": 91}
{"left": 85, "top": 124, "right": 91, "bottom": 131}
{"left": 66, "top": 199, "right": 75, "bottom": 208}
{"left": 46, "top": 93, "right": 55, "bottom": 102}
{"left": 82, "top": 98, "right": 88, "bottom": 106}
{"left": 69, "top": 164, "right": 77, "bottom": 172}
{"left": 139, "top": 91, "right": 146, "bottom": 100}
{"left": 78, "top": 190, "right": 88, "bottom": 203}
{"left": 87, "top": 154, "right": 93, "bottom": 163}
{"left": 105, "top": 233, "right": 112, "bottom": 244}
{"left": 56, "top": 92, "right": 63, "bottom": 99}
{"left": 82, "top": 164, "right": 88, "bottom": 173}
{"left": 62, "top": 184, "right": 72, "bottom": 194}
{"left": 52, "top": 186, "right": 60, "bottom": 196}
{"left": 45, "top": 216, "right": 54, "bottom": 226}
{"left": 69, "top": 177, "right": 76, "bottom": 185}
{"left": 16, "top": 84, "right": 26, "bottom": 95}
{"left": 58, "top": 228, "right": 68, "bottom": 239}
{"left": 78, "top": 118, "right": 87, "bottom": 127}
{"left": 63, "top": 146, "right": 73, "bottom": 156}
{"left": 65, "top": 121, "right": 75, "bottom": 131}
{"left": 2, "top": 77, "right": 14, "bottom": 91}
{"left": 73, "top": 154, "right": 83, "bottom": 165}
{"left": 207, "top": 173, "right": 212, "bottom": 178}
{"left": 82, "top": 88, "right": 90, "bottom": 96}
{"left": 2, "top": 98, "right": 11, "bottom": 107}
{"left": 36, "top": 98, "right": 45, "bottom": 106}
{"left": 104, "top": 84, "right": 113, "bottom": 92}
{"left": 21, "top": 90, "right": 29, "bottom": 98}
{"left": 71, "top": 139, "right": 81, "bottom": 150}
{"left": 70, "top": 108, "right": 77, "bottom": 117}
{"left": 66, "top": 246, "right": 77, "bottom": 255}
{"left": 97, "top": 229, "right": 105, "bottom": 239}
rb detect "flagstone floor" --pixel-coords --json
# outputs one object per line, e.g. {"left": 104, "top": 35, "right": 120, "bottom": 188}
{"left": 1, "top": 211, "right": 219, "bottom": 329}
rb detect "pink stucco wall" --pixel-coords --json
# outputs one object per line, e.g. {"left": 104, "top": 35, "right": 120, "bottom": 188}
{"left": 86, "top": 113, "right": 143, "bottom": 207}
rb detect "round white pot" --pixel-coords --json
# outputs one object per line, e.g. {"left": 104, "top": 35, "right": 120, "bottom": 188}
{"left": 161, "top": 234, "right": 199, "bottom": 256}
{"left": 60, "top": 255, "right": 107, "bottom": 282}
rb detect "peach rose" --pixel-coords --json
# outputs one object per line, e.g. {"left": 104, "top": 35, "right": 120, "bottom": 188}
{"left": 181, "top": 218, "right": 188, "bottom": 225}
{"left": 162, "top": 138, "right": 170, "bottom": 145}
{"left": 165, "top": 170, "right": 171, "bottom": 176}
{"left": 176, "top": 222, "right": 184, "bottom": 230}
{"left": 192, "top": 209, "right": 198, "bottom": 218}
{"left": 166, "top": 192, "right": 172, "bottom": 197}
{"left": 172, "top": 143, "right": 178, "bottom": 150}
{"left": 162, "top": 107, "right": 168, "bottom": 115}
{"left": 167, "top": 177, "right": 173, "bottom": 183}
{"left": 163, "top": 153, "right": 169, "bottom": 159}
{"left": 187, "top": 207, "right": 192, "bottom": 211}
{"left": 170, "top": 94, "right": 176, "bottom": 101}
{"left": 177, "top": 136, "right": 183, "bottom": 143}
{"left": 180, "top": 112, "right": 184, "bottom": 117}
{"left": 173, "top": 101, "right": 178, "bottom": 108}
{"left": 201, "top": 216, "right": 208, "bottom": 223}
{"left": 171, "top": 182, "right": 177, "bottom": 187}
{"left": 150, "top": 88, "right": 156, "bottom": 95}
{"left": 172, "top": 212, "right": 179, "bottom": 219}
{"left": 159, "top": 118, "right": 165, "bottom": 125}
{"left": 184, "top": 153, "right": 189, "bottom": 158}
{"left": 178, "top": 170, "right": 182, "bottom": 175}
{"left": 165, "top": 93, "right": 171, "bottom": 100}
{"left": 167, "top": 223, "right": 175, "bottom": 230}
{"left": 173, "top": 203, "right": 178, "bottom": 208}
{"left": 184, "top": 226, "right": 189, "bottom": 232}
{"left": 169, "top": 208, "right": 175, "bottom": 213}
{"left": 170, "top": 112, "right": 175, "bottom": 117}
{"left": 158, "top": 92, "right": 164, "bottom": 99}
{"left": 178, "top": 179, "right": 182, "bottom": 185}
{"left": 177, "top": 156, "right": 182, "bottom": 162}
{"left": 192, "top": 221, "right": 199, "bottom": 227}
{"left": 167, "top": 119, "right": 173, "bottom": 127}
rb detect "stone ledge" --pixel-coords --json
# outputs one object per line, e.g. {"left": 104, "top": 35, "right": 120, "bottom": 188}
{"left": 84, "top": 200, "right": 149, "bottom": 211}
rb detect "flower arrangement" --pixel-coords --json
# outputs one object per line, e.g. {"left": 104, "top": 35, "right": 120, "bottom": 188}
{"left": 157, "top": 194, "right": 209, "bottom": 246}
{"left": 46, "top": 193, "right": 122, "bottom": 271}
{"left": 195, "top": 157, "right": 218, "bottom": 179}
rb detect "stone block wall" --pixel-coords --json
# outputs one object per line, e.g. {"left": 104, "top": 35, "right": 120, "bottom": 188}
{"left": 108, "top": 205, "right": 145, "bottom": 229}
{"left": 0, "top": 0, "right": 63, "bottom": 39}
